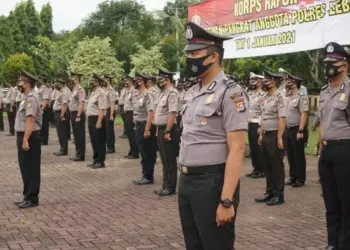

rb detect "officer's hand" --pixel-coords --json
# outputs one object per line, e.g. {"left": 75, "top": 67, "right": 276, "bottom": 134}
{"left": 257, "top": 127, "right": 261, "bottom": 135}
{"left": 164, "top": 133, "right": 171, "bottom": 141}
{"left": 76, "top": 117, "right": 81, "bottom": 122}
{"left": 297, "top": 132, "right": 304, "bottom": 140}
{"left": 277, "top": 137, "right": 284, "bottom": 149}
{"left": 61, "top": 116, "right": 66, "bottom": 121}
{"left": 144, "top": 130, "right": 151, "bottom": 138}
{"left": 216, "top": 204, "right": 235, "bottom": 226}
{"left": 110, "top": 116, "right": 114, "bottom": 121}
{"left": 22, "top": 140, "right": 30, "bottom": 151}
{"left": 258, "top": 135, "right": 263, "bottom": 146}
{"left": 96, "top": 122, "right": 102, "bottom": 129}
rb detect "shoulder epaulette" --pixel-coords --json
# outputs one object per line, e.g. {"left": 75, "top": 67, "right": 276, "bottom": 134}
{"left": 321, "top": 84, "right": 329, "bottom": 91}
{"left": 224, "top": 79, "right": 236, "bottom": 88}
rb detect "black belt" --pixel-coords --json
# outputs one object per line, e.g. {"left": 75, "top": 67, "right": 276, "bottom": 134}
{"left": 157, "top": 125, "right": 167, "bottom": 129}
{"left": 17, "top": 130, "right": 40, "bottom": 136}
{"left": 136, "top": 121, "right": 146, "bottom": 124}
{"left": 178, "top": 164, "right": 225, "bottom": 175}
{"left": 323, "top": 139, "right": 350, "bottom": 146}
{"left": 125, "top": 110, "right": 133, "bottom": 113}
{"left": 286, "top": 126, "right": 299, "bottom": 130}
{"left": 263, "top": 130, "right": 277, "bottom": 134}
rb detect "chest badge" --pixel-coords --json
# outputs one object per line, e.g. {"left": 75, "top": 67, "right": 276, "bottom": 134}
{"left": 339, "top": 93, "right": 345, "bottom": 102}
{"left": 200, "top": 117, "right": 207, "bottom": 125}
{"left": 205, "top": 94, "right": 214, "bottom": 104}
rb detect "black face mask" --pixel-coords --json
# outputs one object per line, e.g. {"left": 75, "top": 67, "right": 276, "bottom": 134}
{"left": 157, "top": 79, "right": 167, "bottom": 89}
{"left": 186, "top": 54, "right": 214, "bottom": 77}
{"left": 18, "top": 85, "right": 25, "bottom": 93}
{"left": 248, "top": 85, "right": 257, "bottom": 90}
{"left": 324, "top": 62, "right": 344, "bottom": 78}
{"left": 285, "top": 84, "right": 294, "bottom": 91}
{"left": 55, "top": 86, "right": 61, "bottom": 90}
{"left": 133, "top": 81, "right": 141, "bottom": 89}
{"left": 261, "top": 84, "right": 272, "bottom": 91}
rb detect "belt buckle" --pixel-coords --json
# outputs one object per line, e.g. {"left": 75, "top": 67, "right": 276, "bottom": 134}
{"left": 182, "top": 166, "right": 188, "bottom": 174}
{"left": 323, "top": 140, "right": 327, "bottom": 146}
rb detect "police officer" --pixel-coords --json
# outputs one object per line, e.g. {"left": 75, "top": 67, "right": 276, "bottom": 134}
{"left": 285, "top": 75, "right": 309, "bottom": 188}
{"left": 49, "top": 83, "right": 56, "bottom": 127}
{"left": 37, "top": 76, "right": 50, "bottom": 145}
{"left": 6, "top": 82, "right": 17, "bottom": 136}
{"left": 104, "top": 75, "right": 117, "bottom": 153}
{"left": 176, "top": 79, "right": 186, "bottom": 137}
{"left": 133, "top": 72, "right": 157, "bottom": 185}
{"left": 53, "top": 79, "right": 69, "bottom": 156}
{"left": 123, "top": 76, "right": 139, "bottom": 159}
{"left": 178, "top": 22, "right": 247, "bottom": 250}
{"left": 87, "top": 73, "right": 108, "bottom": 169}
{"left": 146, "top": 75, "right": 160, "bottom": 108}
{"left": 255, "top": 70, "right": 287, "bottom": 206}
{"left": 14, "top": 70, "right": 42, "bottom": 209}
{"left": 118, "top": 82, "right": 127, "bottom": 139}
{"left": 64, "top": 81, "right": 72, "bottom": 141}
{"left": 69, "top": 72, "right": 86, "bottom": 161}
{"left": 246, "top": 72, "right": 264, "bottom": 179}
{"left": 154, "top": 68, "right": 180, "bottom": 197}
{"left": 318, "top": 42, "right": 350, "bottom": 250}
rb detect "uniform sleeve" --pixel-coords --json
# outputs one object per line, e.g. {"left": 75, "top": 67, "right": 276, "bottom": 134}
{"left": 168, "top": 91, "right": 179, "bottom": 113}
{"left": 61, "top": 91, "right": 68, "bottom": 104}
{"left": 222, "top": 87, "right": 249, "bottom": 132}
{"left": 78, "top": 88, "right": 86, "bottom": 103}
{"left": 277, "top": 94, "right": 287, "bottom": 118}
{"left": 154, "top": 91, "right": 159, "bottom": 105}
{"left": 25, "top": 96, "right": 38, "bottom": 117}
{"left": 98, "top": 90, "right": 108, "bottom": 110}
{"left": 109, "top": 89, "right": 116, "bottom": 103}
{"left": 11, "top": 89, "right": 17, "bottom": 101}
{"left": 42, "top": 87, "right": 50, "bottom": 100}
{"left": 299, "top": 95, "right": 309, "bottom": 112}
{"left": 312, "top": 113, "right": 320, "bottom": 127}
{"left": 146, "top": 93, "right": 154, "bottom": 112}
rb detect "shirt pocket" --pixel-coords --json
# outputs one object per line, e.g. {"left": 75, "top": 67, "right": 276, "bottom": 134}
{"left": 332, "top": 100, "right": 347, "bottom": 110}
{"left": 194, "top": 103, "right": 222, "bottom": 132}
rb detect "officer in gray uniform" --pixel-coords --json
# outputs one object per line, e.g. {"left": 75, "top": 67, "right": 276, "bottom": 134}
{"left": 318, "top": 42, "right": 350, "bottom": 250}
{"left": 146, "top": 76, "right": 160, "bottom": 108}
{"left": 53, "top": 79, "right": 69, "bottom": 156}
{"left": 86, "top": 73, "right": 108, "bottom": 168}
{"left": 14, "top": 70, "right": 42, "bottom": 209}
{"left": 246, "top": 72, "right": 264, "bottom": 178}
{"left": 178, "top": 22, "right": 247, "bottom": 250}
{"left": 285, "top": 74, "right": 309, "bottom": 187}
{"left": 64, "top": 82, "right": 72, "bottom": 141}
{"left": 255, "top": 70, "right": 287, "bottom": 206}
{"left": 37, "top": 76, "right": 50, "bottom": 145}
{"left": 176, "top": 79, "right": 186, "bottom": 137}
{"left": 69, "top": 72, "right": 86, "bottom": 161}
{"left": 104, "top": 75, "right": 117, "bottom": 153}
{"left": 123, "top": 76, "right": 139, "bottom": 159}
{"left": 119, "top": 83, "right": 127, "bottom": 138}
{"left": 132, "top": 72, "right": 157, "bottom": 185}
{"left": 6, "top": 82, "right": 17, "bottom": 136}
{"left": 154, "top": 68, "right": 180, "bottom": 197}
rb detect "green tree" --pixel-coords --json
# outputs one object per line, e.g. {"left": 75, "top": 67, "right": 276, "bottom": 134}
{"left": 25, "top": 0, "right": 42, "bottom": 44}
{"left": 2, "top": 53, "right": 35, "bottom": 82}
{"left": 0, "top": 16, "right": 15, "bottom": 61}
{"left": 40, "top": 3, "right": 53, "bottom": 39}
{"left": 69, "top": 37, "right": 124, "bottom": 87}
{"left": 130, "top": 44, "right": 166, "bottom": 75}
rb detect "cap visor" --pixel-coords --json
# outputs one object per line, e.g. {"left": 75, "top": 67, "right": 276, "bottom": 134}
{"left": 324, "top": 56, "right": 344, "bottom": 62}
{"left": 184, "top": 43, "right": 210, "bottom": 52}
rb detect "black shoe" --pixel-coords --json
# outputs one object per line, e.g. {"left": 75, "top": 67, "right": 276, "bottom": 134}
{"left": 292, "top": 181, "right": 305, "bottom": 188}
{"left": 158, "top": 189, "right": 176, "bottom": 197}
{"left": 106, "top": 149, "right": 115, "bottom": 154}
{"left": 124, "top": 155, "right": 131, "bottom": 159}
{"left": 325, "top": 246, "right": 337, "bottom": 250}
{"left": 13, "top": 200, "right": 24, "bottom": 205}
{"left": 153, "top": 188, "right": 164, "bottom": 195}
{"left": 87, "top": 162, "right": 95, "bottom": 167}
{"left": 119, "top": 135, "right": 127, "bottom": 139}
{"left": 18, "top": 200, "right": 39, "bottom": 209}
{"left": 69, "top": 156, "right": 84, "bottom": 161}
{"left": 267, "top": 195, "right": 284, "bottom": 206}
{"left": 92, "top": 163, "right": 105, "bottom": 169}
{"left": 134, "top": 178, "right": 154, "bottom": 185}
{"left": 255, "top": 193, "right": 273, "bottom": 203}
{"left": 286, "top": 180, "right": 296, "bottom": 186}
{"left": 251, "top": 172, "right": 265, "bottom": 179}
{"left": 126, "top": 155, "right": 139, "bottom": 159}
{"left": 245, "top": 171, "right": 255, "bottom": 177}
{"left": 55, "top": 151, "right": 68, "bottom": 156}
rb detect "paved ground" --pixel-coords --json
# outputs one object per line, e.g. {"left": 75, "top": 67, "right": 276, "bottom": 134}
{"left": 0, "top": 125, "right": 327, "bottom": 250}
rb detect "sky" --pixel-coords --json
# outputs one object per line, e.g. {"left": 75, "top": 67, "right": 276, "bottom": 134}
{"left": 0, "top": 0, "right": 169, "bottom": 32}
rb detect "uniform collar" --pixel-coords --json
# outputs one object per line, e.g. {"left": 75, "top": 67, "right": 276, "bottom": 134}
{"left": 204, "top": 70, "right": 226, "bottom": 94}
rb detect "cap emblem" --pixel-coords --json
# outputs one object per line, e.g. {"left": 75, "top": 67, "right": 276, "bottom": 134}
{"left": 327, "top": 44, "right": 334, "bottom": 53}
{"left": 186, "top": 26, "right": 193, "bottom": 40}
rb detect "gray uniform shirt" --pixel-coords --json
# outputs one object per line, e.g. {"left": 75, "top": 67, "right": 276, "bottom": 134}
{"left": 69, "top": 85, "right": 86, "bottom": 111}
{"left": 106, "top": 86, "right": 116, "bottom": 108}
{"left": 53, "top": 89, "right": 69, "bottom": 111}
{"left": 286, "top": 92, "right": 309, "bottom": 127}
{"left": 87, "top": 87, "right": 108, "bottom": 116}
{"left": 319, "top": 78, "right": 350, "bottom": 140}
{"left": 15, "top": 91, "right": 42, "bottom": 132}
{"left": 154, "top": 87, "right": 179, "bottom": 126}
{"left": 248, "top": 90, "right": 263, "bottom": 123}
{"left": 6, "top": 87, "right": 17, "bottom": 104}
{"left": 64, "top": 87, "right": 72, "bottom": 101}
{"left": 133, "top": 91, "right": 154, "bottom": 122}
{"left": 124, "top": 87, "right": 135, "bottom": 111}
{"left": 179, "top": 71, "right": 249, "bottom": 167}
{"left": 119, "top": 88, "right": 126, "bottom": 105}
{"left": 261, "top": 91, "right": 287, "bottom": 131}
{"left": 38, "top": 85, "right": 50, "bottom": 105}
{"left": 148, "top": 86, "right": 160, "bottom": 105}
{"left": 178, "top": 90, "right": 186, "bottom": 112}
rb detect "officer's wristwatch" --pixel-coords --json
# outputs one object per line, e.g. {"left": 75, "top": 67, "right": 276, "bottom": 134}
{"left": 220, "top": 198, "right": 234, "bottom": 208}
{"left": 165, "top": 130, "right": 171, "bottom": 134}
{"left": 298, "top": 129, "right": 304, "bottom": 133}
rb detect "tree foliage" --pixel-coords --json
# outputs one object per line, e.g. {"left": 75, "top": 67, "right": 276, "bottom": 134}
{"left": 130, "top": 44, "right": 166, "bottom": 75}
{"left": 2, "top": 53, "right": 35, "bottom": 82}
{"left": 69, "top": 37, "right": 124, "bottom": 87}
{"left": 40, "top": 3, "right": 53, "bottom": 39}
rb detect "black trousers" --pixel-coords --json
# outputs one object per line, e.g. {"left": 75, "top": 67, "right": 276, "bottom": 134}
{"left": 106, "top": 108, "right": 116, "bottom": 151}
{"left": 157, "top": 125, "right": 180, "bottom": 192}
{"left": 49, "top": 101, "right": 55, "bottom": 126}
{"left": 66, "top": 110, "right": 71, "bottom": 140}
{"left": 71, "top": 111, "right": 86, "bottom": 158}
{"left": 54, "top": 111, "right": 69, "bottom": 153}
{"left": 17, "top": 131, "right": 41, "bottom": 203}
{"left": 319, "top": 140, "right": 350, "bottom": 250}
{"left": 135, "top": 121, "right": 157, "bottom": 180}
{"left": 120, "top": 105, "right": 126, "bottom": 135}
{"left": 124, "top": 111, "right": 139, "bottom": 157}
{"left": 88, "top": 116, "right": 106, "bottom": 165}
{"left": 40, "top": 107, "right": 50, "bottom": 144}
{"left": 179, "top": 169, "right": 240, "bottom": 250}
{"left": 7, "top": 106, "right": 16, "bottom": 134}
{"left": 286, "top": 126, "right": 306, "bottom": 183}
{"left": 248, "top": 122, "right": 263, "bottom": 173}
{"left": 0, "top": 107, "right": 4, "bottom": 130}
{"left": 261, "top": 130, "right": 285, "bottom": 195}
